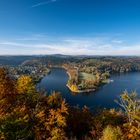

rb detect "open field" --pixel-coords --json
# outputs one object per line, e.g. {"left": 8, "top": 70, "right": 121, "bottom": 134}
{"left": 79, "top": 72, "right": 96, "bottom": 81}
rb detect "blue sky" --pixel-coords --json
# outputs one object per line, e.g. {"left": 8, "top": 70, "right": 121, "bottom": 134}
{"left": 0, "top": 0, "right": 140, "bottom": 55}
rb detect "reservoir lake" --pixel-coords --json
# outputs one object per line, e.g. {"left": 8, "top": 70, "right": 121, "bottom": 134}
{"left": 38, "top": 68, "right": 140, "bottom": 109}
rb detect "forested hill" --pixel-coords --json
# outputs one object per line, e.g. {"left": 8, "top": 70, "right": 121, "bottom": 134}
{"left": 0, "top": 68, "right": 140, "bottom": 140}
{"left": 0, "top": 56, "right": 37, "bottom": 66}
{"left": 21, "top": 56, "right": 140, "bottom": 73}
{"left": 1, "top": 55, "right": 140, "bottom": 74}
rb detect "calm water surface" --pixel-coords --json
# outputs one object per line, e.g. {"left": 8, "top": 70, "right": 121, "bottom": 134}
{"left": 38, "top": 68, "right": 140, "bottom": 108}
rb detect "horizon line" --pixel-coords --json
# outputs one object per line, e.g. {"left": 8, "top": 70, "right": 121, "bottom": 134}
{"left": 0, "top": 54, "right": 140, "bottom": 57}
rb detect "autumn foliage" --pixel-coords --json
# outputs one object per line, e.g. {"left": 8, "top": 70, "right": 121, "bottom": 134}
{"left": 0, "top": 68, "right": 140, "bottom": 140}
{"left": 0, "top": 68, "right": 68, "bottom": 140}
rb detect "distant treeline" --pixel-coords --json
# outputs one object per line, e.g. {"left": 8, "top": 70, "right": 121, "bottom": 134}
{"left": 20, "top": 56, "right": 140, "bottom": 73}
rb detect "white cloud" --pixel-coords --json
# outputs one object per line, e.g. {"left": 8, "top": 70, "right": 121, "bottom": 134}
{"left": 111, "top": 40, "right": 124, "bottom": 44}
{"left": 0, "top": 36, "right": 140, "bottom": 56}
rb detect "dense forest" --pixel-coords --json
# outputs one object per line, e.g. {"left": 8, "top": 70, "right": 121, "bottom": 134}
{"left": 0, "top": 68, "right": 140, "bottom": 140}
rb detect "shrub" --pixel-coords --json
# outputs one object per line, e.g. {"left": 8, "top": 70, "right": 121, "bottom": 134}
{"left": 100, "top": 125, "right": 124, "bottom": 140}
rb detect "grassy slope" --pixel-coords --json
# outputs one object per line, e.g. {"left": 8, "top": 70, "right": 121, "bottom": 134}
{"left": 79, "top": 72, "right": 96, "bottom": 81}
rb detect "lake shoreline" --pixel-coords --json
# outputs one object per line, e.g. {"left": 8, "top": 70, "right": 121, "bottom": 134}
{"left": 66, "top": 71, "right": 97, "bottom": 93}
{"left": 38, "top": 67, "right": 140, "bottom": 108}
{"left": 66, "top": 84, "right": 96, "bottom": 93}
{"left": 48, "top": 67, "right": 111, "bottom": 93}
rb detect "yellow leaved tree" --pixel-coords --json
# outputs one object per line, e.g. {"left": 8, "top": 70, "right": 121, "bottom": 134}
{"left": 16, "top": 75, "right": 35, "bottom": 94}
{"left": 70, "top": 84, "right": 78, "bottom": 92}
